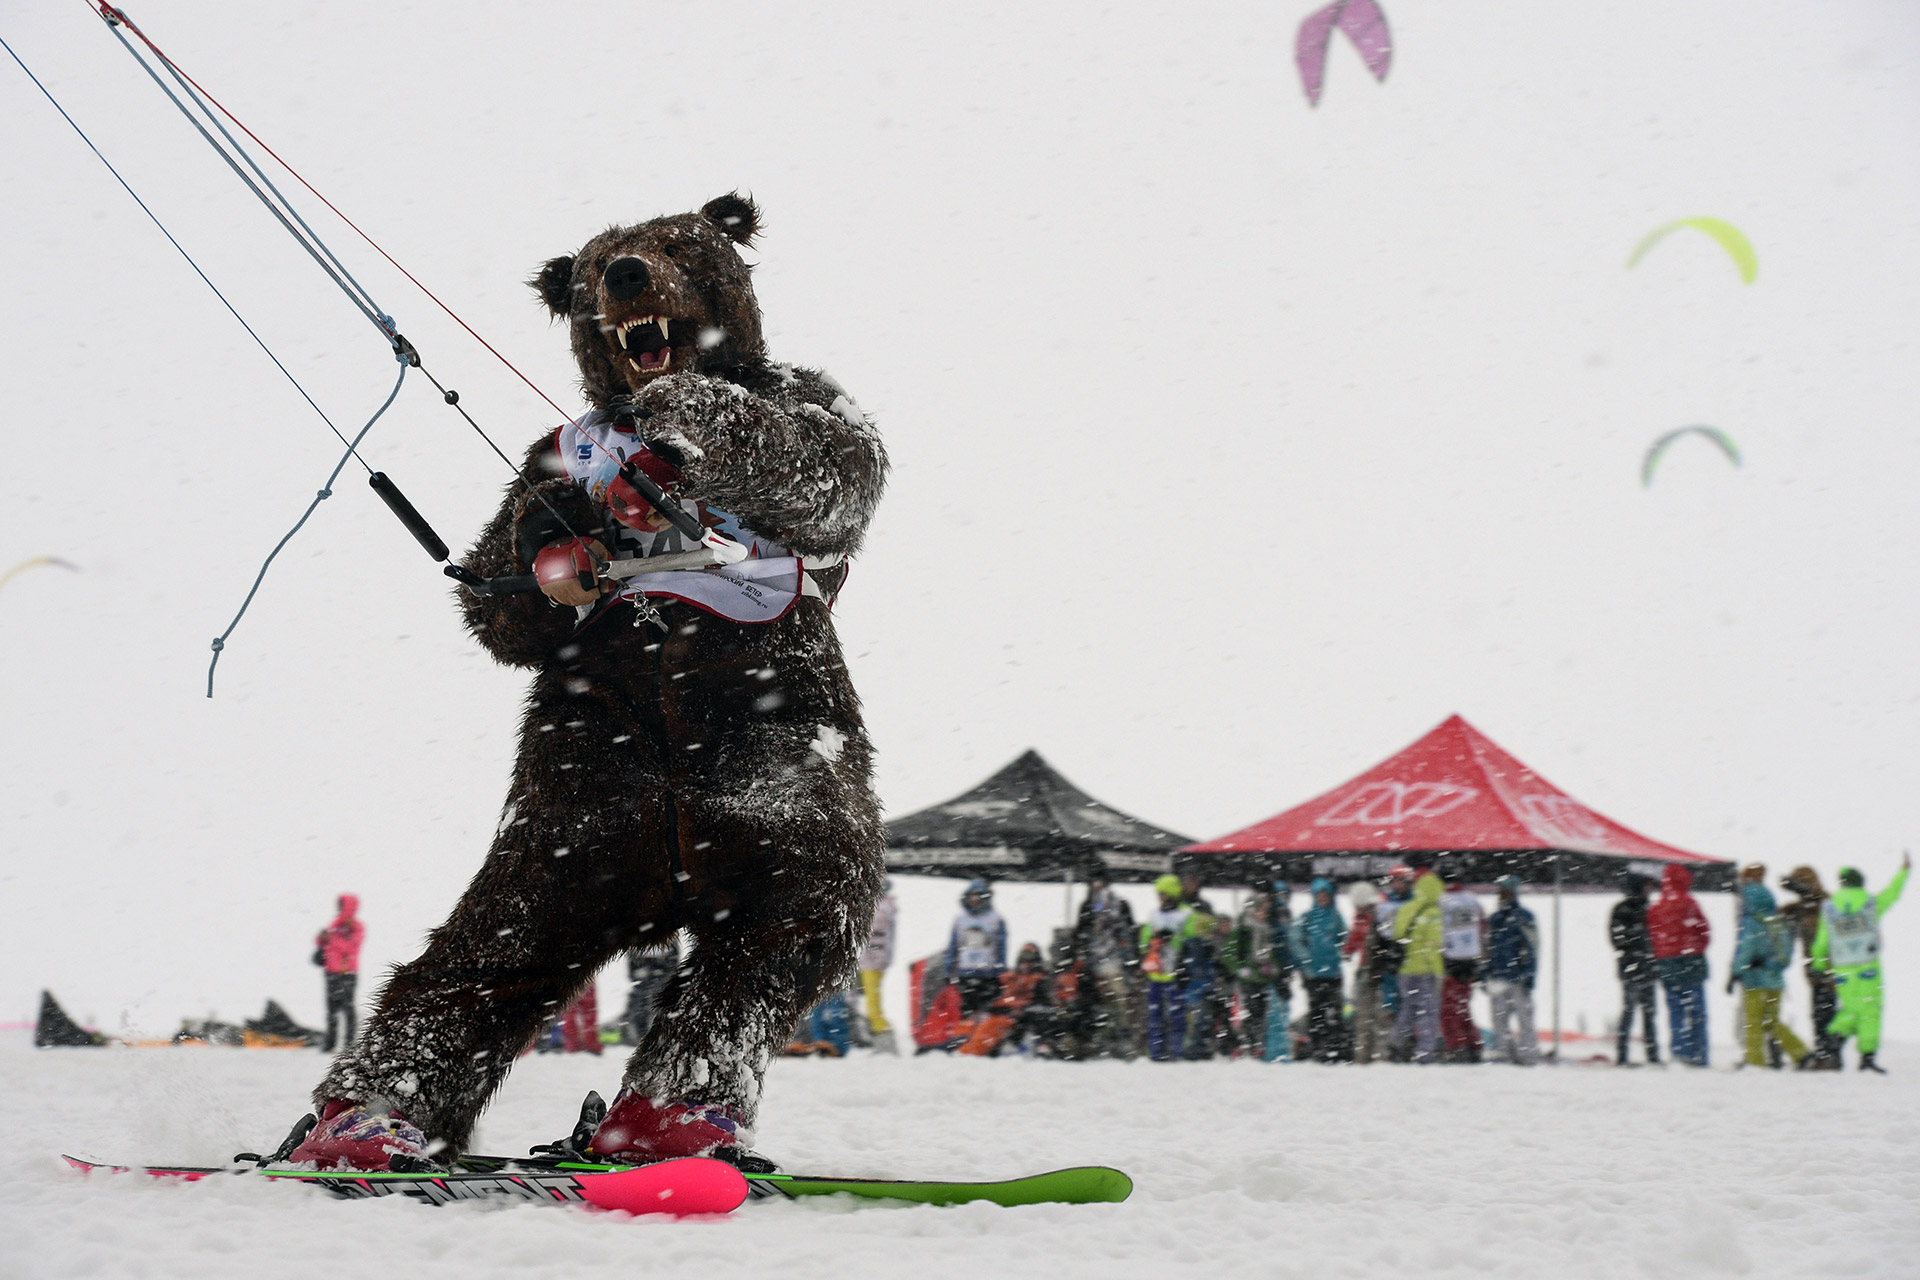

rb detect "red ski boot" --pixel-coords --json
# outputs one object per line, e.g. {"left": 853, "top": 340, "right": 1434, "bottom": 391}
{"left": 586, "top": 1090, "right": 748, "bottom": 1162}
{"left": 284, "top": 1098, "right": 430, "bottom": 1171}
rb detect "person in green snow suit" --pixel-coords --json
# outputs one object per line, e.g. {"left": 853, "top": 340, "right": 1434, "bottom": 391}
{"left": 1391, "top": 871, "right": 1445, "bottom": 1063}
{"left": 1812, "top": 852, "right": 1910, "bottom": 1074}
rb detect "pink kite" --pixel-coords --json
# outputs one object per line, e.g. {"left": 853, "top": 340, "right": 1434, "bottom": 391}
{"left": 1296, "top": 0, "right": 1392, "bottom": 106}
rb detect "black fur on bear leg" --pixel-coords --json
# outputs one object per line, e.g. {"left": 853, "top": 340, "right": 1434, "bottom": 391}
{"left": 314, "top": 675, "right": 676, "bottom": 1153}
{"left": 619, "top": 831, "right": 880, "bottom": 1136}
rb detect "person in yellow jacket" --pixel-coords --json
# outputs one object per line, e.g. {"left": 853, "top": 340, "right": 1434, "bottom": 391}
{"left": 1390, "top": 870, "right": 1445, "bottom": 1063}
{"left": 1139, "top": 875, "right": 1192, "bottom": 1061}
{"left": 1813, "top": 852, "right": 1909, "bottom": 1074}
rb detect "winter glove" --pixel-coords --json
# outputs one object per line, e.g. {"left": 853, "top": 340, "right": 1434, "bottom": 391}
{"left": 533, "top": 537, "right": 611, "bottom": 607}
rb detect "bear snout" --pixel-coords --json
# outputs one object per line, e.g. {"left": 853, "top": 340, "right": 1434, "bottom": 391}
{"left": 604, "top": 256, "right": 651, "bottom": 302}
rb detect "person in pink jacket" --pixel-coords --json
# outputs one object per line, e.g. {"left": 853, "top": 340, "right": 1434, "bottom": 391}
{"left": 315, "top": 895, "right": 365, "bottom": 1053}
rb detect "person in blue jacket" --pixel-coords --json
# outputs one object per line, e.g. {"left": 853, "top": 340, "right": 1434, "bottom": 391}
{"left": 1289, "top": 877, "right": 1348, "bottom": 1062}
{"left": 945, "top": 880, "right": 1009, "bottom": 1016}
{"left": 1485, "top": 876, "right": 1539, "bottom": 1065}
{"left": 1731, "top": 881, "right": 1808, "bottom": 1068}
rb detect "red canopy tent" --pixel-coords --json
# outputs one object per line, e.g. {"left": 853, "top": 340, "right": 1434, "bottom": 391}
{"left": 1175, "top": 714, "right": 1733, "bottom": 893}
{"left": 1175, "top": 714, "right": 1733, "bottom": 1058}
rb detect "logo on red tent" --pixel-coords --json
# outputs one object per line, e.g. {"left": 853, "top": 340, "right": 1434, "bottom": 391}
{"left": 1313, "top": 781, "right": 1479, "bottom": 826}
{"left": 1516, "top": 794, "right": 1614, "bottom": 848}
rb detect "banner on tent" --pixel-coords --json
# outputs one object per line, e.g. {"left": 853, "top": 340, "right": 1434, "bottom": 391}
{"left": 888, "top": 846, "right": 1028, "bottom": 867}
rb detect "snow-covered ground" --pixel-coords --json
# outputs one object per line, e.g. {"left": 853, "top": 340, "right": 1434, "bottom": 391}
{"left": 4, "top": 1030, "right": 1915, "bottom": 1280}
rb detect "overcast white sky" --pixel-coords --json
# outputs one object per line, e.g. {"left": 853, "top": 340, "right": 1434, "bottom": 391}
{"left": 2, "top": 0, "right": 1915, "bottom": 1041}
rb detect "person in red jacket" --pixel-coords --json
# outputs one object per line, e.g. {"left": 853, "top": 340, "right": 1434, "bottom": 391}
{"left": 315, "top": 895, "right": 366, "bottom": 1054}
{"left": 1646, "top": 865, "right": 1712, "bottom": 1066}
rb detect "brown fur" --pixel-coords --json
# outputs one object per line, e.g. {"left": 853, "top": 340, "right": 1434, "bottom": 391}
{"left": 316, "top": 197, "right": 886, "bottom": 1152}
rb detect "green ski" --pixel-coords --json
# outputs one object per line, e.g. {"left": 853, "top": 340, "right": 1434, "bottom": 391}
{"left": 456, "top": 1154, "right": 1131, "bottom": 1208}
{"left": 743, "top": 1165, "right": 1132, "bottom": 1207}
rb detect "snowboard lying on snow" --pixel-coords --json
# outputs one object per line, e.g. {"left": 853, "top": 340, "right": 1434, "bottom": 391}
{"left": 62, "top": 1153, "right": 1131, "bottom": 1214}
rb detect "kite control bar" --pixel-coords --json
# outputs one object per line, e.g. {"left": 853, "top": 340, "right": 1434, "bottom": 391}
{"left": 444, "top": 534, "right": 748, "bottom": 597}
{"left": 363, "top": 465, "right": 746, "bottom": 597}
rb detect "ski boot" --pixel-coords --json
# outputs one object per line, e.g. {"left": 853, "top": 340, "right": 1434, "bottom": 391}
{"left": 277, "top": 1098, "right": 432, "bottom": 1171}
{"left": 585, "top": 1088, "right": 777, "bottom": 1172}
{"left": 1859, "top": 1053, "right": 1886, "bottom": 1075}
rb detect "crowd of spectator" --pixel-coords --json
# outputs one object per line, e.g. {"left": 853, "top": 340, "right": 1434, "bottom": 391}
{"left": 587, "top": 855, "right": 1906, "bottom": 1069}
{"left": 876, "top": 855, "right": 1907, "bottom": 1069}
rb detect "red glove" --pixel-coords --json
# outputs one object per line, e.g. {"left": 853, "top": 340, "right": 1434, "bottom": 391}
{"left": 606, "top": 450, "right": 685, "bottom": 532}
{"left": 533, "top": 537, "right": 608, "bottom": 606}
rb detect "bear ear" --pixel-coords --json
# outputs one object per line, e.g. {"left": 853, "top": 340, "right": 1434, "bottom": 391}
{"left": 701, "top": 192, "right": 760, "bottom": 245}
{"left": 529, "top": 255, "right": 575, "bottom": 316}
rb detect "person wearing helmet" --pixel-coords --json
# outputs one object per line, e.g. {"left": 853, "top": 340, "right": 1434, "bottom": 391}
{"left": 1812, "top": 853, "right": 1910, "bottom": 1074}
{"left": 945, "top": 880, "right": 1008, "bottom": 1018}
{"left": 1140, "top": 873, "right": 1192, "bottom": 1061}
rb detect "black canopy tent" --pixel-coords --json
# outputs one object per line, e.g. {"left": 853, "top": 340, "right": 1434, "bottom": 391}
{"left": 884, "top": 750, "right": 1192, "bottom": 884}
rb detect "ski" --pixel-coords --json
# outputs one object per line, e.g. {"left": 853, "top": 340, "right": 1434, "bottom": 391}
{"left": 742, "top": 1165, "right": 1132, "bottom": 1207}
{"left": 60, "top": 1154, "right": 748, "bottom": 1215}
{"left": 453, "top": 1154, "right": 1133, "bottom": 1207}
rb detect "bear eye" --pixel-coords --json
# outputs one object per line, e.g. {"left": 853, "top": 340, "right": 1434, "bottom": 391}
{"left": 661, "top": 242, "right": 684, "bottom": 259}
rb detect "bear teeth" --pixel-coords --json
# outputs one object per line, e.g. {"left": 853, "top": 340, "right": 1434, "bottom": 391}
{"left": 616, "top": 316, "right": 671, "bottom": 351}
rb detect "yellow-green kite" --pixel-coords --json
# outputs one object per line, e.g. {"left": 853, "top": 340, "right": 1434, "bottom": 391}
{"left": 1627, "top": 218, "right": 1757, "bottom": 284}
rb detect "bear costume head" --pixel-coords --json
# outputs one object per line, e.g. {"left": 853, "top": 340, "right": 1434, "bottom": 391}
{"left": 530, "top": 193, "right": 764, "bottom": 408}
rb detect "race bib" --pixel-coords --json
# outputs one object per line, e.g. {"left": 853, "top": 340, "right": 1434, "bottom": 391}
{"left": 1443, "top": 903, "right": 1482, "bottom": 957}
{"left": 1827, "top": 904, "right": 1879, "bottom": 967}
{"left": 957, "top": 925, "right": 995, "bottom": 972}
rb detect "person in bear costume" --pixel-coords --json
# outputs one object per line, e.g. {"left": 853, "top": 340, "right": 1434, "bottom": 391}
{"left": 287, "top": 193, "right": 887, "bottom": 1171}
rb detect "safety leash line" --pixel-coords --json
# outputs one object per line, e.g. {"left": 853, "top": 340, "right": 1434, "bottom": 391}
{"left": 86, "top": 0, "right": 699, "bottom": 543}
{"left": 67, "top": 3, "right": 602, "bottom": 691}
{"left": 206, "top": 360, "right": 409, "bottom": 696}
{"left": 0, "top": 28, "right": 376, "bottom": 468}
{"left": 94, "top": 3, "right": 396, "bottom": 344}
{"left": 4, "top": 22, "right": 427, "bottom": 695}
{"left": 92, "top": 0, "right": 577, "bottom": 425}
{"left": 87, "top": 2, "right": 642, "bottom": 536}
{"left": 24, "top": 7, "right": 698, "bottom": 693}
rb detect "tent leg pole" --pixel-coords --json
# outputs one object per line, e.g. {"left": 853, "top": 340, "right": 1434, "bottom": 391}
{"left": 1552, "top": 859, "right": 1563, "bottom": 1063}
{"left": 1064, "top": 869, "right": 1074, "bottom": 929}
